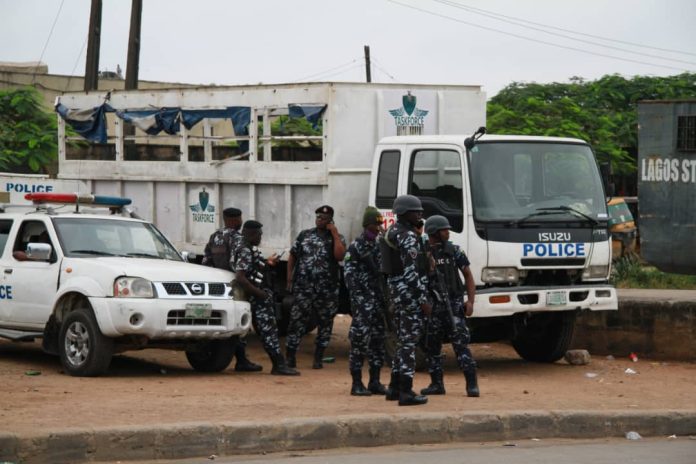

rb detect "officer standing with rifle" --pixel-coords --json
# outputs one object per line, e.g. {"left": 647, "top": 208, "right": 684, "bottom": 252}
{"left": 381, "top": 195, "right": 431, "bottom": 406}
{"left": 344, "top": 206, "right": 388, "bottom": 396}
{"left": 421, "top": 215, "right": 479, "bottom": 397}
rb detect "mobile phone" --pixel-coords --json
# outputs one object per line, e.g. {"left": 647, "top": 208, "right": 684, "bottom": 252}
{"left": 277, "top": 250, "right": 286, "bottom": 259}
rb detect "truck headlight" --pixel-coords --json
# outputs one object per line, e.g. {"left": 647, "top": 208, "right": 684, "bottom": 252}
{"left": 582, "top": 265, "right": 609, "bottom": 280}
{"left": 114, "top": 277, "right": 155, "bottom": 298}
{"left": 482, "top": 267, "right": 519, "bottom": 284}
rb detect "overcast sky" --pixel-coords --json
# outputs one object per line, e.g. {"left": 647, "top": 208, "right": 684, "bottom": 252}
{"left": 1, "top": 0, "right": 695, "bottom": 97}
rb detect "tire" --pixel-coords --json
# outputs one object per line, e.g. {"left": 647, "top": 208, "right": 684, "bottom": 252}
{"left": 59, "top": 306, "right": 114, "bottom": 377}
{"left": 185, "top": 337, "right": 238, "bottom": 372}
{"left": 512, "top": 311, "right": 576, "bottom": 363}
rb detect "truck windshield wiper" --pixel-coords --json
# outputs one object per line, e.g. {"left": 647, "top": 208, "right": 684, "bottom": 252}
{"left": 537, "top": 206, "right": 599, "bottom": 225}
{"left": 70, "top": 249, "right": 120, "bottom": 256}
{"left": 508, "top": 210, "right": 565, "bottom": 226}
{"left": 125, "top": 252, "right": 161, "bottom": 259}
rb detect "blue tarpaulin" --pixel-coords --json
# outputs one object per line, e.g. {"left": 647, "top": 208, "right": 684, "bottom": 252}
{"left": 55, "top": 102, "right": 112, "bottom": 144}
{"left": 116, "top": 108, "right": 181, "bottom": 135}
{"left": 288, "top": 104, "right": 326, "bottom": 129}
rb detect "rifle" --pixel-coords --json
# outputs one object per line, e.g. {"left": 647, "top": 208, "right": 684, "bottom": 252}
{"left": 429, "top": 267, "right": 458, "bottom": 331}
{"left": 359, "top": 248, "right": 395, "bottom": 333}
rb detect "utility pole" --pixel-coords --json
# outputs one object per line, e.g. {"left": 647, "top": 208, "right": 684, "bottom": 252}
{"left": 125, "top": 0, "right": 143, "bottom": 90}
{"left": 364, "top": 45, "right": 372, "bottom": 83}
{"left": 84, "top": 0, "right": 102, "bottom": 91}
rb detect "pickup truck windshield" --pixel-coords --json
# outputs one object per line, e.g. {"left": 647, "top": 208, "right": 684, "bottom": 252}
{"left": 52, "top": 217, "right": 183, "bottom": 261}
{"left": 468, "top": 142, "right": 607, "bottom": 223}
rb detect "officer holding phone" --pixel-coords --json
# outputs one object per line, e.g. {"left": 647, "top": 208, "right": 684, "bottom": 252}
{"left": 286, "top": 205, "right": 346, "bottom": 369}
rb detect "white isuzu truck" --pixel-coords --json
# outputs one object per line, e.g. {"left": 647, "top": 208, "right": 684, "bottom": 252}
{"left": 43, "top": 81, "right": 617, "bottom": 362}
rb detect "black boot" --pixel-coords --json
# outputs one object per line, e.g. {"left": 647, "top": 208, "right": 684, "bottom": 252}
{"left": 420, "top": 371, "right": 446, "bottom": 395}
{"left": 385, "top": 371, "right": 400, "bottom": 401}
{"left": 350, "top": 370, "right": 372, "bottom": 396}
{"left": 464, "top": 369, "right": 480, "bottom": 397}
{"left": 234, "top": 345, "right": 262, "bottom": 372}
{"left": 398, "top": 375, "right": 428, "bottom": 406}
{"left": 270, "top": 353, "right": 300, "bottom": 376}
{"left": 286, "top": 348, "right": 296, "bottom": 368}
{"left": 312, "top": 347, "right": 325, "bottom": 369}
{"left": 367, "top": 366, "right": 387, "bottom": 395}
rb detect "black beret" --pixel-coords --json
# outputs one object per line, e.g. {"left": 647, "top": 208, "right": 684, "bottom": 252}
{"left": 223, "top": 207, "right": 242, "bottom": 218}
{"left": 315, "top": 205, "right": 334, "bottom": 217}
{"left": 242, "top": 220, "right": 263, "bottom": 230}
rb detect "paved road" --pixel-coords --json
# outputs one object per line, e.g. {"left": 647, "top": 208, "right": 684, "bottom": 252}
{"left": 118, "top": 438, "right": 696, "bottom": 464}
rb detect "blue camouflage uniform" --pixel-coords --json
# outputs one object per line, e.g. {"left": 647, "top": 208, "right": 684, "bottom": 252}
{"left": 425, "top": 241, "right": 476, "bottom": 375}
{"left": 286, "top": 228, "right": 346, "bottom": 353}
{"left": 386, "top": 220, "right": 430, "bottom": 380}
{"left": 234, "top": 240, "right": 283, "bottom": 359}
{"left": 344, "top": 232, "right": 386, "bottom": 372}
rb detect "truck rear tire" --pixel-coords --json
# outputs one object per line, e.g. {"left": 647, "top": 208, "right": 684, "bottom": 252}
{"left": 59, "top": 306, "right": 114, "bottom": 377}
{"left": 185, "top": 337, "right": 238, "bottom": 372}
{"left": 512, "top": 311, "right": 576, "bottom": 363}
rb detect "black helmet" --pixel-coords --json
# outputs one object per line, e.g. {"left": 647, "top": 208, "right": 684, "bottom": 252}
{"left": 424, "top": 215, "right": 452, "bottom": 235}
{"left": 392, "top": 195, "right": 423, "bottom": 215}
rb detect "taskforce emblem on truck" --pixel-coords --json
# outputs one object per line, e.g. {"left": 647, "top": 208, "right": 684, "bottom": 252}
{"left": 389, "top": 92, "right": 429, "bottom": 136}
{"left": 190, "top": 188, "right": 216, "bottom": 223}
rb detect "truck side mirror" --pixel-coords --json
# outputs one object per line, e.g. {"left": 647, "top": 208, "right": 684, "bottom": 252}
{"left": 599, "top": 162, "right": 615, "bottom": 197}
{"left": 26, "top": 243, "right": 52, "bottom": 261}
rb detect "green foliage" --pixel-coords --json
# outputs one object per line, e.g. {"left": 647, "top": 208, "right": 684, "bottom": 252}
{"left": 270, "top": 115, "right": 322, "bottom": 147}
{"left": 487, "top": 73, "right": 696, "bottom": 175}
{"left": 611, "top": 255, "right": 696, "bottom": 289}
{"left": 0, "top": 87, "right": 58, "bottom": 172}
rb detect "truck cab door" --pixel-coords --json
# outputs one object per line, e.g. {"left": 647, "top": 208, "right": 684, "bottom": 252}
{"left": 5, "top": 220, "right": 60, "bottom": 329}
{"left": 0, "top": 218, "right": 16, "bottom": 322}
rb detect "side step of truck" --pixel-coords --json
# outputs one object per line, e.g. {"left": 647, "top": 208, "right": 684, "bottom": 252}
{"left": 0, "top": 328, "right": 44, "bottom": 341}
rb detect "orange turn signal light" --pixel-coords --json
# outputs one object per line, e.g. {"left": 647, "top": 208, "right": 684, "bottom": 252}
{"left": 489, "top": 295, "right": 511, "bottom": 304}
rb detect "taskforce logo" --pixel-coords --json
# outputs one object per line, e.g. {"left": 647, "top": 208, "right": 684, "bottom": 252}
{"left": 190, "top": 188, "right": 215, "bottom": 223}
{"left": 389, "top": 92, "right": 429, "bottom": 135}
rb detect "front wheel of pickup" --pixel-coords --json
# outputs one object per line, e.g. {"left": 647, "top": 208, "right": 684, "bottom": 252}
{"left": 59, "top": 307, "right": 114, "bottom": 376}
{"left": 512, "top": 311, "right": 576, "bottom": 363}
{"left": 185, "top": 337, "right": 238, "bottom": 372}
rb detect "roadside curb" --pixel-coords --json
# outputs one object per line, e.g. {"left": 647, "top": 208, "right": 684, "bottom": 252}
{"left": 2, "top": 409, "right": 695, "bottom": 463}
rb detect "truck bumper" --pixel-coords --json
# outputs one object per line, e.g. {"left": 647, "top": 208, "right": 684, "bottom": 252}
{"left": 472, "top": 284, "right": 617, "bottom": 317}
{"left": 88, "top": 297, "right": 252, "bottom": 339}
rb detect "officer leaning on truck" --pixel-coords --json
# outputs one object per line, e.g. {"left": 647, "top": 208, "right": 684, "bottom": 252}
{"left": 381, "top": 195, "right": 431, "bottom": 406}
{"left": 421, "top": 215, "right": 479, "bottom": 398}
{"left": 233, "top": 220, "right": 299, "bottom": 376}
{"left": 285, "top": 205, "right": 346, "bottom": 370}
{"left": 344, "top": 206, "right": 388, "bottom": 396}
{"left": 202, "top": 207, "right": 262, "bottom": 373}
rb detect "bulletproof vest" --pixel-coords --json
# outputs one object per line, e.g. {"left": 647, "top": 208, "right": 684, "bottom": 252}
{"left": 209, "top": 231, "right": 230, "bottom": 269}
{"left": 431, "top": 242, "right": 465, "bottom": 294}
{"left": 379, "top": 232, "right": 404, "bottom": 275}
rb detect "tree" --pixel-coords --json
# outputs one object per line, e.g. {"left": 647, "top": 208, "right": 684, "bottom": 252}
{"left": 0, "top": 87, "right": 58, "bottom": 172}
{"left": 487, "top": 73, "right": 696, "bottom": 175}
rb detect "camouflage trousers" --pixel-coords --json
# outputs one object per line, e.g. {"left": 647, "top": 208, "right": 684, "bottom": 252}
{"left": 423, "top": 297, "right": 476, "bottom": 374}
{"left": 388, "top": 284, "right": 425, "bottom": 379}
{"left": 347, "top": 286, "right": 386, "bottom": 371}
{"left": 286, "top": 284, "right": 339, "bottom": 352}
{"left": 250, "top": 292, "right": 281, "bottom": 358}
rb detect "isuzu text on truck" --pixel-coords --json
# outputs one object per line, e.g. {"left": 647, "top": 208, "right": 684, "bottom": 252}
{"left": 47, "top": 82, "right": 618, "bottom": 362}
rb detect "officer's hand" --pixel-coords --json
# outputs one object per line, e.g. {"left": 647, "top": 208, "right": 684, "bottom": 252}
{"left": 465, "top": 300, "right": 474, "bottom": 317}
{"left": 267, "top": 253, "right": 279, "bottom": 267}
{"left": 326, "top": 222, "right": 338, "bottom": 235}
{"left": 420, "top": 302, "right": 433, "bottom": 316}
{"left": 286, "top": 281, "right": 293, "bottom": 293}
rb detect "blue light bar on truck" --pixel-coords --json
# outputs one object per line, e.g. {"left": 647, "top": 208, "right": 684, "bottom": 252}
{"left": 25, "top": 193, "right": 132, "bottom": 207}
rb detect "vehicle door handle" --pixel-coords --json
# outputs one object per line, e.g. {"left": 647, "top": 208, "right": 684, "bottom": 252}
{"left": 4, "top": 269, "right": 12, "bottom": 274}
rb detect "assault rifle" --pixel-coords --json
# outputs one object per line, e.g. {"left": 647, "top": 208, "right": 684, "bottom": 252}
{"left": 429, "top": 267, "right": 458, "bottom": 331}
{"left": 359, "top": 249, "right": 395, "bottom": 333}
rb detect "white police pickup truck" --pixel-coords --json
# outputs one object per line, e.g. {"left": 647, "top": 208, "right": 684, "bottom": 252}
{"left": 0, "top": 193, "right": 251, "bottom": 376}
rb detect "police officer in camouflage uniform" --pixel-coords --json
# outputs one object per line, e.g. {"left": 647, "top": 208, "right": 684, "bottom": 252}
{"left": 420, "top": 215, "right": 479, "bottom": 397}
{"left": 344, "top": 206, "right": 387, "bottom": 396}
{"left": 381, "top": 195, "right": 431, "bottom": 406}
{"left": 285, "top": 205, "right": 346, "bottom": 369}
{"left": 202, "top": 207, "right": 262, "bottom": 372}
{"left": 233, "top": 220, "right": 299, "bottom": 376}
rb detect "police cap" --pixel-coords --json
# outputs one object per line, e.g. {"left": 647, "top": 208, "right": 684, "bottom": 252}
{"left": 424, "top": 215, "right": 452, "bottom": 235}
{"left": 223, "top": 207, "right": 242, "bottom": 218}
{"left": 242, "top": 220, "right": 263, "bottom": 231}
{"left": 392, "top": 195, "right": 423, "bottom": 215}
{"left": 315, "top": 205, "right": 334, "bottom": 217}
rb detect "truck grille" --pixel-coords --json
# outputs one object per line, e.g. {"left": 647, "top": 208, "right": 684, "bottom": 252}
{"left": 161, "top": 282, "right": 229, "bottom": 297}
{"left": 167, "top": 310, "right": 223, "bottom": 326}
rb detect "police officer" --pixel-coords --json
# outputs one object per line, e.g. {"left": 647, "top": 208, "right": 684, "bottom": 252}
{"left": 344, "top": 206, "right": 387, "bottom": 396}
{"left": 285, "top": 205, "right": 346, "bottom": 369}
{"left": 381, "top": 195, "right": 431, "bottom": 406}
{"left": 233, "top": 221, "right": 299, "bottom": 376}
{"left": 421, "top": 215, "right": 479, "bottom": 397}
{"left": 202, "top": 207, "right": 262, "bottom": 372}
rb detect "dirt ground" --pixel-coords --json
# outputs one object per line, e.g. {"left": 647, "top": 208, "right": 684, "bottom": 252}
{"left": 1, "top": 315, "right": 695, "bottom": 435}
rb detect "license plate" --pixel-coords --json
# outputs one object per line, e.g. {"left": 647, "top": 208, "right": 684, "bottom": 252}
{"left": 184, "top": 303, "right": 212, "bottom": 318}
{"left": 547, "top": 291, "right": 567, "bottom": 306}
